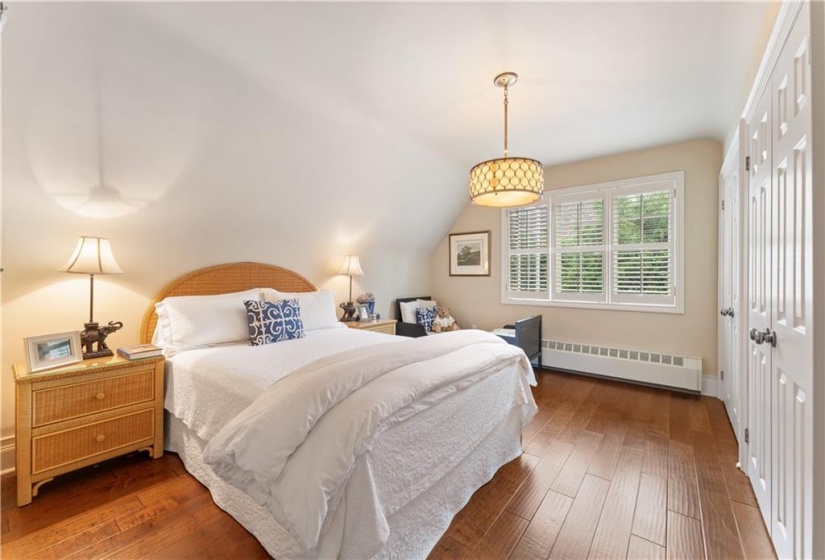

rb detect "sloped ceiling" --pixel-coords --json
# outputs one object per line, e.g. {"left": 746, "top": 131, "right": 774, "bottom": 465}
{"left": 4, "top": 1, "right": 772, "bottom": 259}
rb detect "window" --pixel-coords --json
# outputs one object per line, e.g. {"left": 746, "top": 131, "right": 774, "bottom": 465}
{"left": 502, "top": 171, "right": 684, "bottom": 313}
{"left": 506, "top": 205, "right": 549, "bottom": 299}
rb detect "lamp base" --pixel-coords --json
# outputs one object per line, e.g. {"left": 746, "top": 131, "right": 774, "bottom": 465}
{"left": 339, "top": 302, "right": 360, "bottom": 322}
{"left": 80, "top": 320, "right": 124, "bottom": 360}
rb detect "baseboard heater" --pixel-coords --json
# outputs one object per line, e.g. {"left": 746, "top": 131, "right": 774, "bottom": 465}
{"left": 541, "top": 340, "right": 702, "bottom": 393}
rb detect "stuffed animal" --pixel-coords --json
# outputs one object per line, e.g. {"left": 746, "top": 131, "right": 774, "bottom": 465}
{"left": 431, "top": 306, "right": 460, "bottom": 333}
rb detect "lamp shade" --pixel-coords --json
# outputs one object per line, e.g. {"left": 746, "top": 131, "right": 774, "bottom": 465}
{"left": 60, "top": 237, "right": 123, "bottom": 275}
{"left": 470, "top": 157, "right": 544, "bottom": 207}
{"left": 338, "top": 255, "right": 364, "bottom": 276}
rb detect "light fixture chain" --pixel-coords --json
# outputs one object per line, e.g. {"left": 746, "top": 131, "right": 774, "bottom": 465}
{"left": 503, "top": 85, "right": 509, "bottom": 157}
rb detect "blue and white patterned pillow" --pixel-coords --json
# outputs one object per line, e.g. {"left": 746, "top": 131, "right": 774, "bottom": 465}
{"left": 415, "top": 305, "right": 438, "bottom": 333}
{"left": 244, "top": 299, "right": 305, "bottom": 346}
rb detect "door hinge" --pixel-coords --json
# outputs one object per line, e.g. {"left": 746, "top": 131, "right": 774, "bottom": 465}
{"left": 745, "top": 156, "right": 751, "bottom": 172}
{"left": 744, "top": 428, "right": 750, "bottom": 444}
{"left": 809, "top": 36, "right": 812, "bottom": 66}
{"left": 720, "top": 370, "right": 724, "bottom": 381}
{"left": 721, "top": 199, "right": 725, "bottom": 210}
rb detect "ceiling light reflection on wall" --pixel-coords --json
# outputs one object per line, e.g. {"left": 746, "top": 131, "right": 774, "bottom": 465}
{"left": 469, "top": 72, "right": 544, "bottom": 208}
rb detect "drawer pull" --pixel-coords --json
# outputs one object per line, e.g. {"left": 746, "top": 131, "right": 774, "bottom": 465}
{"left": 95, "top": 434, "right": 105, "bottom": 443}
{"left": 95, "top": 393, "right": 105, "bottom": 401}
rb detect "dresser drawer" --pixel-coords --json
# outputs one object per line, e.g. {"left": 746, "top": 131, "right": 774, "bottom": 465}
{"left": 33, "top": 370, "right": 155, "bottom": 427}
{"left": 32, "top": 409, "right": 155, "bottom": 474}
{"left": 366, "top": 323, "right": 395, "bottom": 334}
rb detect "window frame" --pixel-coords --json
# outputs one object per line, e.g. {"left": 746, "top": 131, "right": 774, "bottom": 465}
{"left": 501, "top": 171, "right": 685, "bottom": 314}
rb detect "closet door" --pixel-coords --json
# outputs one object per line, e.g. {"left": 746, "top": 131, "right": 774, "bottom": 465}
{"left": 746, "top": 88, "right": 773, "bottom": 528}
{"left": 729, "top": 155, "right": 742, "bottom": 438}
{"left": 768, "top": 7, "right": 813, "bottom": 557}
{"left": 719, "top": 144, "right": 740, "bottom": 435}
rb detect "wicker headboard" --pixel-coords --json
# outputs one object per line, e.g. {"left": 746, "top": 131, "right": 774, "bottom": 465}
{"left": 139, "top": 262, "right": 316, "bottom": 344}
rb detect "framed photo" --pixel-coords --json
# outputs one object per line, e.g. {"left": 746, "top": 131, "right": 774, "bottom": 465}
{"left": 449, "top": 231, "right": 491, "bottom": 276}
{"left": 357, "top": 304, "right": 371, "bottom": 321}
{"left": 25, "top": 331, "right": 83, "bottom": 373}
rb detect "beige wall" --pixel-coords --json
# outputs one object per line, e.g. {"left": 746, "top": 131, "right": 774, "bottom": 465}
{"left": 0, "top": 4, "right": 459, "bottom": 464}
{"left": 431, "top": 139, "right": 722, "bottom": 375}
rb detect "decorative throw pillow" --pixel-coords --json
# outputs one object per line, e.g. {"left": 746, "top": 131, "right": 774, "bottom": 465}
{"left": 415, "top": 305, "right": 438, "bottom": 333}
{"left": 244, "top": 299, "right": 305, "bottom": 346}
{"left": 399, "top": 298, "right": 438, "bottom": 324}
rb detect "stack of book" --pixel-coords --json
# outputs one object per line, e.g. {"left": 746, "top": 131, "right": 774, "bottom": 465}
{"left": 117, "top": 344, "right": 163, "bottom": 360}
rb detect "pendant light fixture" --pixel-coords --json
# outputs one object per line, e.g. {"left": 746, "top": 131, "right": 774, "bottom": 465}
{"left": 469, "top": 72, "right": 544, "bottom": 207}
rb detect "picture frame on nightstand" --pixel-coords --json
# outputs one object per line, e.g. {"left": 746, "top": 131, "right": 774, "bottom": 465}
{"left": 358, "top": 304, "right": 371, "bottom": 321}
{"left": 24, "top": 331, "right": 82, "bottom": 373}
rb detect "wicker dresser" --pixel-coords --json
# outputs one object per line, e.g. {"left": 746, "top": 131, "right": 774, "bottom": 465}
{"left": 13, "top": 355, "right": 164, "bottom": 506}
{"left": 344, "top": 319, "right": 397, "bottom": 335}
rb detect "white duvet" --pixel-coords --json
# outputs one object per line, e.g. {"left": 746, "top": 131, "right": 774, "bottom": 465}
{"left": 202, "top": 329, "right": 537, "bottom": 558}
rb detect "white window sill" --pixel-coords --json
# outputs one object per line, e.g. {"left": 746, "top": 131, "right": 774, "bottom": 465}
{"left": 501, "top": 297, "right": 684, "bottom": 315}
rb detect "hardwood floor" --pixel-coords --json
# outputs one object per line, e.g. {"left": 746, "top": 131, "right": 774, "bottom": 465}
{"left": 0, "top": 370, "right": 775, "bottom": 559}
{"left": 428, "top": 371, "right": 776, "bottom": 560}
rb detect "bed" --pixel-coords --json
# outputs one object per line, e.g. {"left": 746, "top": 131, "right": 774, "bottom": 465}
{"left": 140, "top": 262, "right": 538, "bottom": 559}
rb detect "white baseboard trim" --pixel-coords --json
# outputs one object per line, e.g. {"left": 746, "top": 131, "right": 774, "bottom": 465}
{"left": 701, "top": 374, "right": 719, "bottom": 398}
{"left": 1, "top": 435, "right": 16, "bottom": 475}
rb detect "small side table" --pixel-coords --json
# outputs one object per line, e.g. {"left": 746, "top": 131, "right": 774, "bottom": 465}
{"left": 344, "top": 319, "right": 397, "bottom": 335}
{"left": 13, "top": 354, "right": 165, "bottom": 506}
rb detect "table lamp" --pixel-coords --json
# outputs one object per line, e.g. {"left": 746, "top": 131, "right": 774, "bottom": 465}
{"left": 60, "top": 236, "right": 124, "bottom": 359}
{"left": 338, "top": 255, "right": 364, "bottom": 322}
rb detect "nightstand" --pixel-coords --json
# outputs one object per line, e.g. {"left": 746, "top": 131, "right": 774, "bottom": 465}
{"left": 345, "top": 319, "right": 397, "bottom": 335}
{"left": 13, "top": 354, "right": 165, "bottom": 506}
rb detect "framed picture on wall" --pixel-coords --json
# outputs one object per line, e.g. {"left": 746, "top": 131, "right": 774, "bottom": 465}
{"left": 449, "top": 231, "right": 491, "bottom": 277}
{"left": 25, "top": 331, "right": 83, "bottom": 373}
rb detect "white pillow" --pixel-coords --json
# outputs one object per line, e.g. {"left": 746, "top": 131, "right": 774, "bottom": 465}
{"left": 399, "top": 299, "right": 437, "bottom": 324}
{"left": 261, "top": 289, "right": 339, "bottom": 331}
{"left": 153, "top": 288, "right": 261, "bottom": 355}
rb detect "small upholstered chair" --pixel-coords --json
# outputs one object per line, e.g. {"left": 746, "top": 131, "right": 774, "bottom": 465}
{"left": 394, "top": 296, "right": 432, "bottom": 338}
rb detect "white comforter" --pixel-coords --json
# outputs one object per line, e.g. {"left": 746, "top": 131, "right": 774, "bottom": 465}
{"left": 203, "top": 329, "right": 537, "bottom": 558}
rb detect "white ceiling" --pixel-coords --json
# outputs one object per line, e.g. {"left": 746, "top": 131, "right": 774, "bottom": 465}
{"left": 130, "top": 1, "right": 773, "bottom": 167}
{"left": 3, "top": 1, "right": 774, "bottom": 262}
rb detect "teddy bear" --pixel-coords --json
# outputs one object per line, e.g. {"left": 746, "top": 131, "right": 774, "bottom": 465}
{"left": 431, "top": 305, "right": 460, "bottom": 333}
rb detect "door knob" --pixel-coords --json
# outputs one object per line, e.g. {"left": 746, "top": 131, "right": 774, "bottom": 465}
{"left": 763, "top": 328, "right": 777, "bottom": 347}
{"left": 720, "top": 308, "right": 727, "bottom": 316}
{"left": 727, "top": 307, "right": 735, "bottom": 318}
{"left": 750, "top": 328, "right": 765, "bottom": 344}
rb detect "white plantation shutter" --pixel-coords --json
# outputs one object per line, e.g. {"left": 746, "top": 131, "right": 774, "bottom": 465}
{"left": 501, "top": 171, "right": 682, "bottom": 312}
{"left": 552, "top": 196, "right": 606, "bottom": 302}
{"left": 506, "top": 205, "right": 549, "bottom": 298}
{"left": 611, "top": 187, "right": 674, "bottom": 305}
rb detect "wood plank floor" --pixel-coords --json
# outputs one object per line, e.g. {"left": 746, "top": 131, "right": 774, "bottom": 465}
{"left": 0, "top": 370, "right": 775, "bottom": 559}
